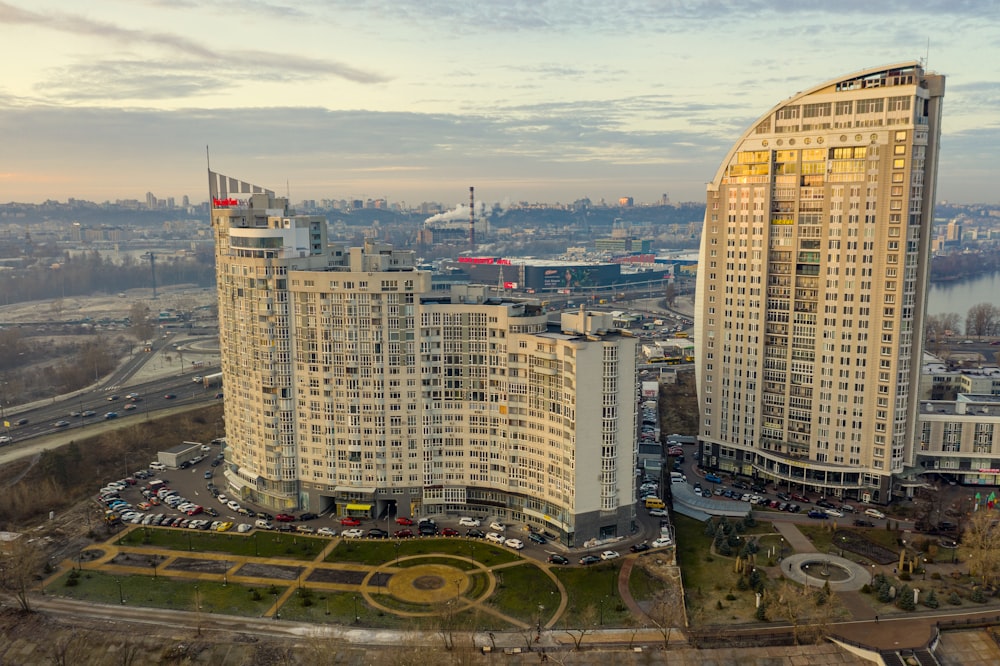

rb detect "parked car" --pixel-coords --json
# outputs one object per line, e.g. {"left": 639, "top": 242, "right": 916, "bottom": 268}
{"left": 865, "top": 508, "right": 886, "bottom": 519}
{"left": 505, "top": 538, "right": 525, "bottom": 550}
{"left": 807, "top": 510, "right": 829, "bottom": 519}
{"left": 458, "top": 517, "right": 480, "bottom": 527}
{"left": 651, "top": 536, "right": 674, "bottom": 548}
{"left": 648, "top": 508, "right": 668, "bottom": 517}
{"left": 441, "top": 528, "right": 459, "bottom": 537}
{"left": 418, "top": 523, "right": 438, "bottom": 536}
{"left": 339, "top": 517, "right": 362, "bottom": 526}
{"left": 485, "top": 532, "right": 505, "bottom": 544}
{"left": 466, "top": 528, "right": 486, "bottom": 539}
{"left": 630, "top": 543, "right": 651, "bottom": 553}
{"left": 579, "top": 555, "right": 601, "bottom": 565}
{"left": 853, "top": 519, "right": 875, "bottom": 528}
{"left": 317, "top": 527, "right": 337, "bottom": 537}
{"left": 824, "top": 508, "right": 844, "bottom": 518}
{"left": 547, "top": 554, "right": 570, "bottom": 565}
{"left": 341, "top": 528, "right": 364, "bottom": 538}
{"left": 395, "top": 516, "right": 415, "bottom": 525}
{"left": 490, "top": 521, "right": 506, "bottom": 532}
{"left": 528, "top": 533, "right": 547, "bottom": 544}
{"left": 275, "top": 513, "right": 296, "bottom": 522}
{"left": 600, "top": 550, "right": 620, "bottom": 561}
{"left": 299, "top": 512, "right": 319, "bottom": 521}
{"left": 393, "top": 529, "right": 413, "bottom": 538}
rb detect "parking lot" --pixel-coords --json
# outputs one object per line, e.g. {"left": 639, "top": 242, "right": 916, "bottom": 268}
{"left": 96, "top": 453, "right": 655, "bottom": 566}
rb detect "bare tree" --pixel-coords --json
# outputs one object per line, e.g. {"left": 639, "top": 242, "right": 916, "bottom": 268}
{"left": 965, "top": 303, "right": 998, "bottom": 340}
{"left": 664, "top": 283, "right": 677, "bottom": 308}
{"left": 562, "top": 604, "right": 599, "bottom": 650}
{"left": 128, "top": 302, "right": 155, "bottom": 343}
{"left": 963, "top": 508, "right": 1000, "bottom": 586}
{"left": 767, "top": 580, "right": 813, "bottom": 645}
{"left": 646, "top": 588, "right": 686, "bottom": 650}
{"left": 45, "top": 630, "right": 92, "bottom": 666}
{"left": 0, "top": 533, "right": 45, "bottom": 612}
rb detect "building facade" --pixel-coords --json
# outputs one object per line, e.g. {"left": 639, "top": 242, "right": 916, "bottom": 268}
{"left": 694, "top": 62, "right": 945, "bottom": 503}
{"left": 210, "top": 173, "right": 637, "bottom": 544}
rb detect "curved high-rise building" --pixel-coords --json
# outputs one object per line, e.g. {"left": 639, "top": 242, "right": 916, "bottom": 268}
{"left": 209, "top": 173, "right": 638, "bottom": 544}
{"left": 694, "top": 62, "right": 945, "bottom": 503}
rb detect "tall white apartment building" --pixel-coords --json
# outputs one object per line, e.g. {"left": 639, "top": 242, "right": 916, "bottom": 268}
{"left": 209, "top": 173, "right": 637, "bottom": 544}
{"left": 694, "top": 62, "right": 945, "bottom": 503}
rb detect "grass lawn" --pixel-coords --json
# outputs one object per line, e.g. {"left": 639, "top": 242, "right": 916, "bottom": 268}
{"left": 673, "top": 514, "right": 762, "bottom": 625}
{"left": 48, "top": 568, "right": 274, "bottom": 617}
{"left": 115, "top": 527, "right": 327, "bottom": 560}
{"left": 487, "top": 562, "right": 560, "bottom": 625}
{"left": 553, "top": 564, "right": 630, "bottom": 628}
{"left": 628, "top": 562, "right": 669, "bottom": 602}
{"left": 328, "top": 538, "right": 518, "bottom": 567}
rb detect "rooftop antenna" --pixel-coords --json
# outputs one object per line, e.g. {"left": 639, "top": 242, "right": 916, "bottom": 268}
{"left": 924, "top": 38, "right": 930, "bottom": 69}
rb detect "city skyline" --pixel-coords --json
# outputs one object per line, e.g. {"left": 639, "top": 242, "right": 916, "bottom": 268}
{"left": 1, "top": 1, "right": 997, "bottom": 206}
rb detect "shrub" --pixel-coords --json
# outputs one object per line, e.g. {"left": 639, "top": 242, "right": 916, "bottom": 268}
{"left": 931, "top": 572, "right": 942, "bottom": 580}
{"left": 900, "top": 571, "right": 912, "bottom": 581}
{"left": 948, "top": 592, "right": 962, "bottom": 606}
{"left": 725, "top": 593, "right": 737, "bottom": 601}
{"left": 972, "top": 587, "right": 986, "bottom": 603}
{"left": 923, "top": 589, "right": 939, "bottom": 609}
{"left": 755, "top": 602, "right": 767, "bottom": 621}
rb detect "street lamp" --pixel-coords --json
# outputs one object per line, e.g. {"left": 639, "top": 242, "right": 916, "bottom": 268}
{"left": 115, "top": 577, "right": 125, "bottom": 605}
{"left": 353, "top": 595, "right": 359, "bottom": 623}
{"left": 598, "top": 597, "right": 606, "bottom": 626}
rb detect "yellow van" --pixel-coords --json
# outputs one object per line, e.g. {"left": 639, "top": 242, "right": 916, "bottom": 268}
{"left": 644, "top": 497, "right": 665, "bottom": 509}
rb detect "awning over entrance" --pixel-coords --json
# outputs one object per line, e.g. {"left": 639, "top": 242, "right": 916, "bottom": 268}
{"left": 345, "top": 503, "right": 372, "bottom": 511}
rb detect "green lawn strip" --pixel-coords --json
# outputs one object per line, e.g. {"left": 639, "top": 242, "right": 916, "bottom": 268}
{"left": 486, "top": 562, "right": 560, "bottom": 625}
{"left": 394, "top": 556, "right": 480, "bottom": 571}
{"left": 672, "top": 514, "right": 760, "bottom": 625}
{"left": 553, "top": 564, "right": 630, "bottom": 628}
{"left": 277, "top": 589, "right": 413, "bottom": 628}
{"left": 795, "top": 524, "right": 837, "bottom": 553}
{"left": 327, "top": 538, "right": 517, "bottom": 567}
{"left": 115, "top": 527, "right": 326, "bottom": 560}
{"left": 628, "top": 562, "right": 669, "bottom": 602}
{"left": 48, "top": 568, "right": 273, "bottom": 617}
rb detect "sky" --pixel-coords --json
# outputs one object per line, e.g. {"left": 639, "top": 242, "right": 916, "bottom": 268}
{"left": 1, "top": 1, "right": 998, "bottom": 208}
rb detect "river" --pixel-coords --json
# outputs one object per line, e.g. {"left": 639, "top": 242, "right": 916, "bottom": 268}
{"left": 927, "top": 272, "right": 1000, "bottom": 317}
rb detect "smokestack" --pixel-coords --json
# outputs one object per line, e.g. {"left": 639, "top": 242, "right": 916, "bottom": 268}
{"left": 469, "top": 186, "right": 475, "bottom": 253}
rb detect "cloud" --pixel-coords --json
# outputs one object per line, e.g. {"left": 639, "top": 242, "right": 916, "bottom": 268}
{"left": 0, "top": 1, "right": 387, "bottom": 87}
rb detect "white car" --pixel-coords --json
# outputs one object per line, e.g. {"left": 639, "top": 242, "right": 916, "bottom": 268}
{"left": 865, "top": 508, "right": 886, "bottom": 519}
{"left": 485, "top": 532, "right": 505, "bottom": 544}
{"left": 600, "top": 550, "right": 620, "bottom": 561}
{"left": 227, "top": 500, "right": 241, "bottom": 512}
{"left": 504, "top": 538, "right": 525, "bottom": 550}
{"left": 200, "top": 444, "right": 211, "bottom": 452}
{"left": 217, "top": 494, "right": 228, "bottom": 504}
{"left": 236, "top": 523, "right": 252, "bottom": 533}
{"left": 341, "top": 528, "right": 364, "bottom": 538}
{"left": 317, "top": 527, "right": 337, "bottom": 537}
{"left": 149, "top": 462, "right": 166, "bottom": 471}
{"left": 489, "top": 521, "right": 506, "bottom": 532}
{"left": 652, "top": 536, "right": 674, "bottom": 548}
{"left": 458, "top": 517, "right": 481, "bottom": 527}
{"left": 824, "top": 508, "right": 844, "bottom": 518}
{"left": 648, "top": 508, "right": 668, "bottom": 517}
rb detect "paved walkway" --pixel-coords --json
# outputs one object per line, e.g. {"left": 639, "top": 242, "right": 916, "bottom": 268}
{"left": 773, "top": 520, "right": 818, "bottom": 553}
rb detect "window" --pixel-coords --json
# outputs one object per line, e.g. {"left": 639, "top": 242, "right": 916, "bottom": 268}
{"left": 835, "top": 100, "right": 853, "bottom": 115}
{"left": 856, "top": 98, "right": 884, "bottom": 114}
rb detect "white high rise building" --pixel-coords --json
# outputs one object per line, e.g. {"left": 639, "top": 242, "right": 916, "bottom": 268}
{"left": 694, "top": 62, "right": 945, "bottom": 503}
{"left": 209, "top": 173, "right": 638, "bottom": 544}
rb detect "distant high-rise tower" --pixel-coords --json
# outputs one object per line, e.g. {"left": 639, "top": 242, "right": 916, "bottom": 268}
{"left": 694, "top": 62, "right": 945, "bottom": 503}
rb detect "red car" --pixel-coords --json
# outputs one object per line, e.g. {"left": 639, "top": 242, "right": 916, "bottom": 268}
{"left": 340, "top": 517, "right": 362, "bottom": 526}
{"left": 395, "top": 516, "right": 415, "bottom": 526}
{"left": 393, "top": 529, "right": 413, "bottom": 538}
{"left": 275, "top": 513, "right": 296, "bottom": 522}
{"left": 441, "top": 528, "right": 459, "bottom": 537}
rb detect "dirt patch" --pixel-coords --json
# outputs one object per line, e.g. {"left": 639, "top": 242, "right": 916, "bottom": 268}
{"left": 166, "top": 557, "right": 231, "bottom": 574}
{"left": 306, "top": 568, "right": 371, "bottom": 586}
{"left": 235, "top": 563, "right": 304, "bottom": 580}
